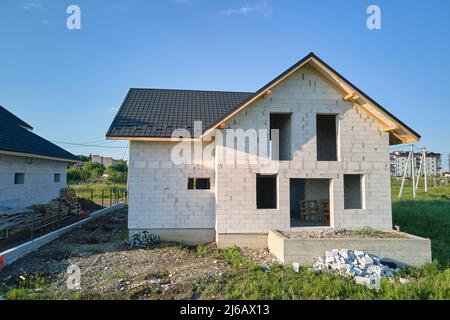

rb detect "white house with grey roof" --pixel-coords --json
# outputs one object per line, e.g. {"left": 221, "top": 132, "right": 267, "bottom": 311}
{"left": 0, "top": 106, "right": 79, "bottom": 208}
{"left": 107, "top": 53, "right": 421, "bottom": 248}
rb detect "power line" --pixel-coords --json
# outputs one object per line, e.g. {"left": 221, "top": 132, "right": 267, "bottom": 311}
{"left": 390, "top": 143, "right": 415, "bottom": 151}
{"left": 50, "top": 140, "right": 127, "bottom": 148}
{"left": 53, "top": 139, "right": 113, "bottom": 145}
{"left": 390, "top": 144, "right": 428, "bottom": 153}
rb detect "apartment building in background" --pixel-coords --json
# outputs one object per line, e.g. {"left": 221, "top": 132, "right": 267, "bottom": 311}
{"left": 91, "top": 155, "right": 119, "bottom": 168}
{"left": 390, "top": 151, "right": 442, "bottom": 177}
{"left": 448, "top": 153, "right": 450, "bottom": 173}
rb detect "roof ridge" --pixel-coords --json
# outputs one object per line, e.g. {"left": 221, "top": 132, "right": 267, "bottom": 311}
{"left": 129, "top": 88, "right": 254, "bottom": 94}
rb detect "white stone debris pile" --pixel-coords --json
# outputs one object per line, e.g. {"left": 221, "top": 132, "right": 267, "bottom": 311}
{"left": 123, "top": 231, "right": 160, "bottom": 249}
{"left": 312, "top": 249, "right": 402, "bottom": 286}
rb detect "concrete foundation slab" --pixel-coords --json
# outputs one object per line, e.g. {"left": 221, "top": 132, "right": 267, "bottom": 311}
{"left": 216, "top": 233, "right": 268, "bottom": 249}
{"left": 268, "top": 230, "right": 432, "bottom": 267}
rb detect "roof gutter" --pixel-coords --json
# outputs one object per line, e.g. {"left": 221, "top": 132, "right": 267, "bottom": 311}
{"left": 0, "top": 150, "right": 80, "bottom": 163}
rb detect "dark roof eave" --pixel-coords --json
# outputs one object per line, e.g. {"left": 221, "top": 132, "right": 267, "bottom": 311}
{"left": 0, "top": 149, "right": 80, "bottom": 163}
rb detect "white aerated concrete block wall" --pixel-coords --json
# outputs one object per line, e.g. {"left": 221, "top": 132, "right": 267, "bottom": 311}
{"left": 128, "top": 141, "right": 216, "bottom": 232}
{"left": 0, "top": 154, "right": 67, "bottom": 208}
{"left": 216, "top": 65, "right": 392, "bottom": 237}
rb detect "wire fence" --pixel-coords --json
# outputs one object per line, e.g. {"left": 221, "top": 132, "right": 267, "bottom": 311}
{"left": 73, "top": 185, "right": 127, "bottom": 208}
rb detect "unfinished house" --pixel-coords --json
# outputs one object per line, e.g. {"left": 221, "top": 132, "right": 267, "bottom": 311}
{"left": 0, "top": 106, "right": 79, "bottom": 208}
{"left": 107, "top": 52, "right": 420, "bottom": 248}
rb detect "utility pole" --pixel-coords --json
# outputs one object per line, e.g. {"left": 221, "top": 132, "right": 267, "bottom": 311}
{"left": 398, "top": 150, "right": 412, "bottom": 199}
{"left": 423, "top": 149, "right": 428, "bottom": 192}
{"left": 415, "top": 150, "right": 423, "bottom": 192}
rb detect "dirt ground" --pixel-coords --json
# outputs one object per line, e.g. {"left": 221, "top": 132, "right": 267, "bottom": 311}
{"left": 0, "top": 207, "right": 275, "bottom": 300}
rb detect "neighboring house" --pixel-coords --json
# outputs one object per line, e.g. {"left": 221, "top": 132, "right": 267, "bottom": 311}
{"left": 0, "top": 106, "right": 79, "bottom": 208}
{"left": 92, "top": 154, "right": 119, "bottom": 168}
{"left": 107, "top": 53, "right": 420, "bottom": 248}
{"left": 390, "top": 151, "right": 442, "bottom": 177}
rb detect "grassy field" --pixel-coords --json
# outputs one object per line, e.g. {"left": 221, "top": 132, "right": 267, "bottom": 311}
{"left": 391, "top": 177, "right": 450, "bottom": 266}
{"left": 196, "top": 247, "right": 449, "bottom": 300}
{"left": 69, "top": 183, "right": 127, "bottom": 204}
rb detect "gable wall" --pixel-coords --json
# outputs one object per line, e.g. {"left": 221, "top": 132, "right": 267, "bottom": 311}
{"left": 0, "top": 154, "right": 67, "bottom": 208}
{"left": 215, "top": 65, "right": 392, "bottom": 235}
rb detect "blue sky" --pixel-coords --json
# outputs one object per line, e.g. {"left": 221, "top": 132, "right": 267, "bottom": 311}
{"left": 0, "top": 0, "right": 449, "bottom": 169}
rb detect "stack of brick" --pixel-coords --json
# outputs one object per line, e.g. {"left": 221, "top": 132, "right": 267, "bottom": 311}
{"left": 312, "top": 249, "right": 400, "bottom": 286}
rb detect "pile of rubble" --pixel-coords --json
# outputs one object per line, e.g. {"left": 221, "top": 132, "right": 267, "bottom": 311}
{"left": 123, "top": 231, "right": 160, "bottom": 249}
{"left": 117, "top": 277, "right": 172, "bottom": 295}
{"left": 312, "top": 249, "right": 402, "bottom": 286}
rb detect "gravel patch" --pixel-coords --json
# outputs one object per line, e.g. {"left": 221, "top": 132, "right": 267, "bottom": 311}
{"left": 241, "top": 248, "right": 279, "bottom": 268}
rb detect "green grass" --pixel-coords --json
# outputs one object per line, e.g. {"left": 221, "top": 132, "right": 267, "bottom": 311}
{"left": 197, "top": 247, "right": 450, "bottom": 300}
{"left": 69, "top": 183, "right": 127, "bottom": 202}
{"left": 391, "top": 178, "right": 450, "bottom": 266}
{"left": 0, "top": 275, "right": 81, "bottom": 300}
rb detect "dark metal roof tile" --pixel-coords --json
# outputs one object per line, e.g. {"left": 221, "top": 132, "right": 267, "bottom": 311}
{"left": 0, "top": 108, "right": 79, "bottom": 162}
{"left": 106, "top": 88, "right": 253, "bottom": 138}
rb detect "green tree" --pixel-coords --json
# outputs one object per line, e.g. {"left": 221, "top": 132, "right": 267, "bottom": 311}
{"left": 83, "top": 161, "right": 105, "bottom": 180}
{"left": 67, "top": 166, "right": 82, "bottom": 184}
{"left": 76, "top": 154, "right": 91, "bottom": 162}
{"left": 106, "top": 171, "right": 128, "bottom": 184}
{"left": 105, "top": 161, "right": 128, "bottom": 184}
{"left": 107, "top": 160, "right": 127, "bottom": 173}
